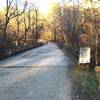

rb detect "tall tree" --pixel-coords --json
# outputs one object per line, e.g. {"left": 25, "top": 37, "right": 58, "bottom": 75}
{"left": 1, "top": 0, "right": 27, "bottom": 55}
{"left": 32, "top": 0, "right": 40, "bottom": 42}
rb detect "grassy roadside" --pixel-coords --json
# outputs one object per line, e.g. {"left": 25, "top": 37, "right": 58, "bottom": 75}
{"left": 70, "top": 66, "right": 100, "bottom": 100}
{"left": 96, "top": 72, "right": 100, "bottom": 91}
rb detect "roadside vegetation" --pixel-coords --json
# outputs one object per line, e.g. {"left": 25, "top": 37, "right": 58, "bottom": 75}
{"left": 0, "top": 0, "right": 46, "bottom": 58}
{"left": 0, "top": 0, "right": 100, "bottom": 99}
{"left": 70, "top": 66, "right": 100, "bottom": 100}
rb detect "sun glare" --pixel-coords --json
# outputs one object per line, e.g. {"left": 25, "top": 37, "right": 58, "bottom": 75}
{"left": 40, "top": 0, "right": 52, "bottom": 16}
{"left": 27, "top": 0, "right": 56, "bottom": 16}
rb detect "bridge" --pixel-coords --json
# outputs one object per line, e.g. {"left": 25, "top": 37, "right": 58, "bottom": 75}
{"left": 0, "top": 42, "right": 74, "bottom": 100}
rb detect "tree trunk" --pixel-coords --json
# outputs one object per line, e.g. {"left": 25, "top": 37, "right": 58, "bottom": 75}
{"left": 35, "top": 10, "right": 38, "bottom": 42}
{"left": 1, "top": 25, "right": 7, "bottom": 56}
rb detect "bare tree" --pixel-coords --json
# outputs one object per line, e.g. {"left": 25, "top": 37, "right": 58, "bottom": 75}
{"left": 32, "top": 0, "right": 40, "bottom": 42}
{"left": 15, "top": 0, "right": 24, "bottom": 46}
{"left": 1, "top": 0, "right": 27, "bottom": 55}
{"left": 23, "top": 7, "right": 32, "bottom": 45}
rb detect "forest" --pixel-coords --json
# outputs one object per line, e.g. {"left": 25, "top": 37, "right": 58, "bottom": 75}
{"left": 0, "top": 1, "right": 100, "bottom": 100}
{"left": 0, "top": 0, "right": 100, "bottom": 63}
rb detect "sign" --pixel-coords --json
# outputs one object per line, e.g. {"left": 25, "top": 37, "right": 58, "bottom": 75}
{"left": 79, "top": 47, "right": 91, "bottom": 64}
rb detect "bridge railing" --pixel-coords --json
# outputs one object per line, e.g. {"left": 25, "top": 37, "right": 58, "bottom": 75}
{"left": 0, "top": 43, "right": 43, "bottom": 59}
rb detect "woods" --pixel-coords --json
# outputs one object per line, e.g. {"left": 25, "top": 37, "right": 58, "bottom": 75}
{"left": 50, "top": 0, "right": 100, "bottom": 69}
{"left": 0, "top": 0, "right": 44, "bottom": 57}
{"left": 0, "top": 0, "right": 100, "bottom": 99}
{"left": 0, "top": 0, "right": 100, "bottom": 66}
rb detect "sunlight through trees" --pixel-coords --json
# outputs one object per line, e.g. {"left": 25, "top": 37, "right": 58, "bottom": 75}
{"left": 0, "top": 0, "right": 100, "bottom": 65}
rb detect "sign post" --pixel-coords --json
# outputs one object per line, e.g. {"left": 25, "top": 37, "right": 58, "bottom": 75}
{"left": 79, "top": 47, "right": 91, "bottom": 64}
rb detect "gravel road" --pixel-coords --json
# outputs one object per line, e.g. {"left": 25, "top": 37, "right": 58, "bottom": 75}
{"left": 0, "top": 42, "right": 73, "bottom": 100}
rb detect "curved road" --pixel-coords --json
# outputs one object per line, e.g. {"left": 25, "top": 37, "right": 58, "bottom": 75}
{"left": 0, "top": 42, "right": 73, "bottom": 100}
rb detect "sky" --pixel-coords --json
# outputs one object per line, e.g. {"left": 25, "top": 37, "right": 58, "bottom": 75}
{"left": 0, "top": 0, "right": 85, "bottom": 10}
{"left": 0, "top": 0, "right": 99, "bottom": 15}
{"left": 0, "top": 0, "right": 62, "bottom": 9}
{"left": 0, "top": 0, "right": 62, "bottom": 15}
